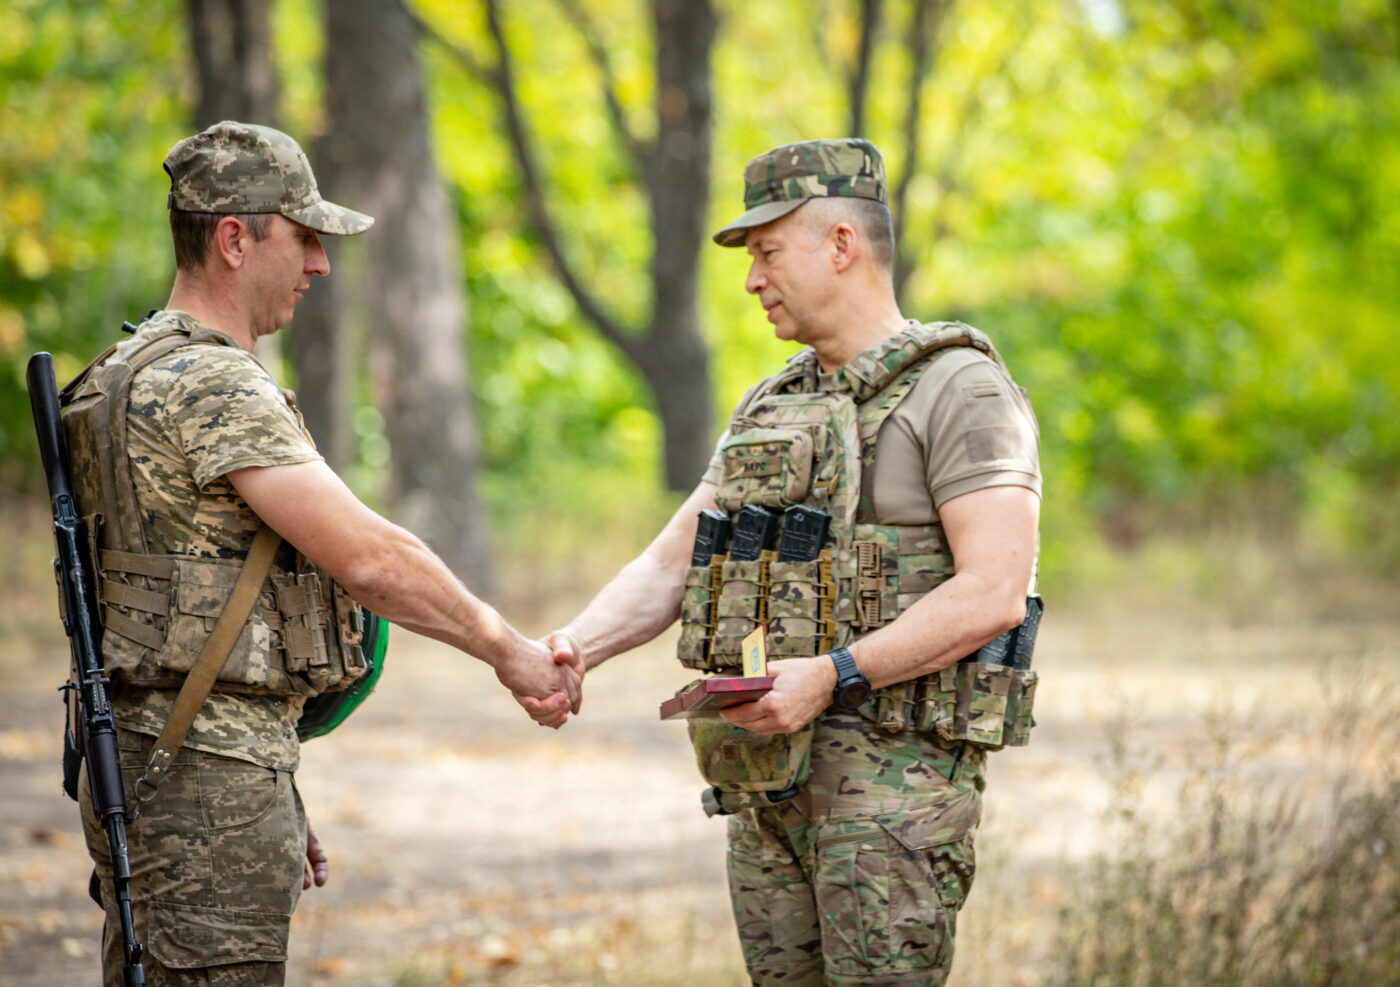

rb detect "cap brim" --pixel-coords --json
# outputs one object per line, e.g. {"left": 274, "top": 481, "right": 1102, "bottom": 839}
{"left": 286, "top": 198, "right": 375, "bottom": 236}
{"left": 711, "top": 199, "right": 806, "bottom": 247}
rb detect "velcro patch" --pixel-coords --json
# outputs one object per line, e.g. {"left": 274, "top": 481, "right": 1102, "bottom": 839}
{"left": 965, "top": 425, "right": 1025, "bottom": 463}
{"left": 724, "top": 455, "right": 781, "bottom": 479}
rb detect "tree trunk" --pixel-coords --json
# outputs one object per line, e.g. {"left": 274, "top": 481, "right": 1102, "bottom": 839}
{"left": 284, "top": 222, "right": 354, "bottom": 472}
{"left": 847, "top": 0, "right": 882, "bottom": 137}
{"left": 315, "top": 0, "right": 494, "bottom": 588}
{"left": 646, "top": 0, "right": 717, "bottom": 489}
{"left": 185, "top": 0, "right": 278, "bottom": 129}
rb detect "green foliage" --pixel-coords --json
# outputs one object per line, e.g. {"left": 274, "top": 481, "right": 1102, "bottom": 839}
{"left": 2, "top": 0, "right": 1397, "bottom": 573}
{"left": 0, "top": 0, "right": 185, "bottom": 483}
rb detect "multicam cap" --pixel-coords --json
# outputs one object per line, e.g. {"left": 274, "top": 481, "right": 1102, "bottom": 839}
{"left": 712, "top": 138, "right": 886, "bottom": 247}
{"left": 163, "top": 121, "right": 373, "bottom": 236}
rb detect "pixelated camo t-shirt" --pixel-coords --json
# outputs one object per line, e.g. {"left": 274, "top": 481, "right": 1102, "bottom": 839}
{"left": 110, "top": 310, "right": 322, "bottom": 771}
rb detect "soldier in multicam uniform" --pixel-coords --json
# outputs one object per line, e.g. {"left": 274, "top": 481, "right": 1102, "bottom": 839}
{"left": 523, "top": 139, "right": 1042, "bottom": 985}
{"left": 69, "top": 121, "right": 582, "bottom": 986}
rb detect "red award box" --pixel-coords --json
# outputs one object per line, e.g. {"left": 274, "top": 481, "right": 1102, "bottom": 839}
{"left": 659, "top": 675, "right": 774, "bottom": 720}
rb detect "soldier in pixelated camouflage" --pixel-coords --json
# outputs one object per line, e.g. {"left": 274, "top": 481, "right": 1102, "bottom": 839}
{"left": 524, "top": 138, "right": 1043, "bottom": 985}
{"left": 67, "top": 121, "right": 583, "bottom": 986}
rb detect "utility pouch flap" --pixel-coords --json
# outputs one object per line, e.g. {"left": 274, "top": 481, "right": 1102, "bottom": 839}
{"left": 148, "top": 899, "right": 289, "bottom": 967}
{"left": 172, "top": 558, "right": 247, "bottom": 618}
{"left": 688, "top": 717, "right": 814, "bottom": 794}
{"left": 716, "top": 427, "right": 814, "bottom": 512}
{"left": 873, "top": 788, "right": 981, "bottom": 851}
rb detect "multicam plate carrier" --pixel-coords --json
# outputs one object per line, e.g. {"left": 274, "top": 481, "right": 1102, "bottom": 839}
{"left": 678, "top": 321, "right": 1038, "bottom": 751}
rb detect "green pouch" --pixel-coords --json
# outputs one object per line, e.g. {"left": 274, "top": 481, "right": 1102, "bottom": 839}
{"left": 296, "top": 610, "right": 388, "bottom": 740}
{"left": 1002, "top": 669, "right": 1038, "bottom": 747}
{"left": 688, "top": 715, "right": 814, "bottom": 795}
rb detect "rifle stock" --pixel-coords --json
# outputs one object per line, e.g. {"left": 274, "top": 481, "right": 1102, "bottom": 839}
{"left": 27, "top": 352, "right": 146, "bottom": 986}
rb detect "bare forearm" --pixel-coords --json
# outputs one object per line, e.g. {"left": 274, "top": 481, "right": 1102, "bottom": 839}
{"left": 851, "top": 485, "right": 1040, "bottom": 689}
{"left": 334, "top": 526, "right": 523, "bottom": 669}
{"left": 562, "top": 550, "right": 686, "bottom": 670}
{"left": 560, "top": 482, "right": 716, "bottom": 670}
{"left": 851, "top": 570, "right": 1027, "bottom": 689}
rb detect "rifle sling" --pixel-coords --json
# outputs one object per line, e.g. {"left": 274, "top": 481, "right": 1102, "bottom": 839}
{"left": 132, "top": 525, "right": 282, "bottom": 813}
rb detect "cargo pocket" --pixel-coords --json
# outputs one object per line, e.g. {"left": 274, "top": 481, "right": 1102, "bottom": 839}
{"left": 815, "top": 789, "right": 980, "bottom": 979}
{"left": 147, "top": 898, "right": 289, "bottom": 968}
{"left": 198, "top": 758, "right": 304, "bottom": 903}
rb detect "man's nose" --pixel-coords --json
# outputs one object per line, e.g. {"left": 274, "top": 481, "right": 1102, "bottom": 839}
{"left": 307, "top": 236, "right": 330, "bottom": 277}
{"left": 745, "top": 263, "right": 765, "bottom": 295}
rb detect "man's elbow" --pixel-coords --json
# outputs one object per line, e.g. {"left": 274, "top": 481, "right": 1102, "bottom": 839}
{"left": 327, "top": 533, "right": 421, "bottom": 608}
{"left": 991, "top": 592, "right": 1030, "bottom": 638}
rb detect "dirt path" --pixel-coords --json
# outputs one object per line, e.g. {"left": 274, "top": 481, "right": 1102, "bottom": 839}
{"left": 2, "top": 589, "right": 1395, "bottom": 985}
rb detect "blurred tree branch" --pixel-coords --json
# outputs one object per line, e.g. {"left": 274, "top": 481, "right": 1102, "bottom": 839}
{"left": 424, "top": 0, "right": 718, "bottom": 491}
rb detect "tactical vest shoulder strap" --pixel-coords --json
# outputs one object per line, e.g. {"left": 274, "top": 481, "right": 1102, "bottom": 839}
{"left": 63, "top": 323, "right": 205, "bottom": 553}
{"left": 850, "top": 320, "right": 997, "bottom": 460}
{"left": 843, "top": 321, "right": 1000, "bottom": 403}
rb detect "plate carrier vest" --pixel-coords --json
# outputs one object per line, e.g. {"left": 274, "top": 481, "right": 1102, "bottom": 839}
{"left": 677, "top": 321, "right": 1039, "bottom": 750}
{"left": 60, "top": 320, "right": 370, "bottom": 699}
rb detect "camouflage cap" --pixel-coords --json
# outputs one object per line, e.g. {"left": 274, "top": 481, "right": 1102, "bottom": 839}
{"left": 712, "top": 138, "right": 886, "bottom": 247}
{"left": 163, "top": 121, "right": 374, "bottom": 236}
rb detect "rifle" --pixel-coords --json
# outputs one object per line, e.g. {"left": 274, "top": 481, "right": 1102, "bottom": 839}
{"left": 27, "top": 352, "right": 146, "bottom": 987}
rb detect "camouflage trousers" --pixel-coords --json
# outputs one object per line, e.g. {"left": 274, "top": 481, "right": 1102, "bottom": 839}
{"left": 725, "top": 711, "right": 984, "bottom": 986}
{"left": 80, "top": 729, "right": 305, "bottom": 987}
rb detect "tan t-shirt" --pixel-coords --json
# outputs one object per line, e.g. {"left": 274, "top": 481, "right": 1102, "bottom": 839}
{"left": 110, "top": 310, "right": 322, "bottom": 771}
{"left": 703, "top": 343, "right": 1041, "bottom": 527}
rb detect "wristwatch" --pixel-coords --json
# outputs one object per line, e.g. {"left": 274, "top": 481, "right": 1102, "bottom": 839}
{"left": 827, "top": 647, "right": 871, "bottom": 711}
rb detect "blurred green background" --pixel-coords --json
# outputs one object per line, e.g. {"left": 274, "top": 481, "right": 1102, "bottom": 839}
{"left": 2, "top": 0, "right": 1397, "bottom": 590}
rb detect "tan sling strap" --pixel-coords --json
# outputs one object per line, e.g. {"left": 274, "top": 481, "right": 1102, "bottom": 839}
{"left": 130, "top": 525, "right": 283, "bottom": 814}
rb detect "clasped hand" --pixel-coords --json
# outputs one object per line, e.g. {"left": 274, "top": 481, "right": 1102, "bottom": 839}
{"left": 496, "top": 631, "right": 584, "bottom": 729}
{"left": 504, "top": 630, "right": 586, "bottom": 729}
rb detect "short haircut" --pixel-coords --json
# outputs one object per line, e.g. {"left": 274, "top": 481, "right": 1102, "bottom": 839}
{"left": 169, "top": 211, "right": 273, "bottom": 271}
{"left": 797, "top": 197, "right": 896, "bottom": 273}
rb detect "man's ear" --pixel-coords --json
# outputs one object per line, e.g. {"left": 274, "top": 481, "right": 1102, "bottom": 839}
{"left": 830, "top": 222, "right": 859, "bottom": 274}
{"left": 213, "top": 216, "right": 247, "bottom": 270}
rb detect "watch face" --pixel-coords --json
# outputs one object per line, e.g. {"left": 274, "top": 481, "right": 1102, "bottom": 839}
{"left": 838, "top": 680, "right": 872, "bottom": 709}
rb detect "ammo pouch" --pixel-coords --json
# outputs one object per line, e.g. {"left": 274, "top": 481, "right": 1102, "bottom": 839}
{"left": 688, "top": 709, "right": 814, "bottom": 813}
{"left": 679, "top": 553, "right": 838, "bottom": 670}
{"left": 868, "top": 663, "right": 1039, "bottom": 750}
{"left": 96, "top": 533, "right": 370, "bottom": 698}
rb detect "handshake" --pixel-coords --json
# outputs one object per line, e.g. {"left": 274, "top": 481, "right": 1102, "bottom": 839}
{"left": 496, "top": 628, "right": 587, "bottom": 730}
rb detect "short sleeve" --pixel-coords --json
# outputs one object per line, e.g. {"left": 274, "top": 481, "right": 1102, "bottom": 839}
{"left": 919, "top": 355, "right": 1041, "bottom": 507}
{"left": 867, "top": 348, "right": 1041, "bottom": 524}
{"left": 162, "top": 346, "right": 322, "bottom": 488}
{"left": 700, "top": 426, "right": 730, "bottom": 486}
